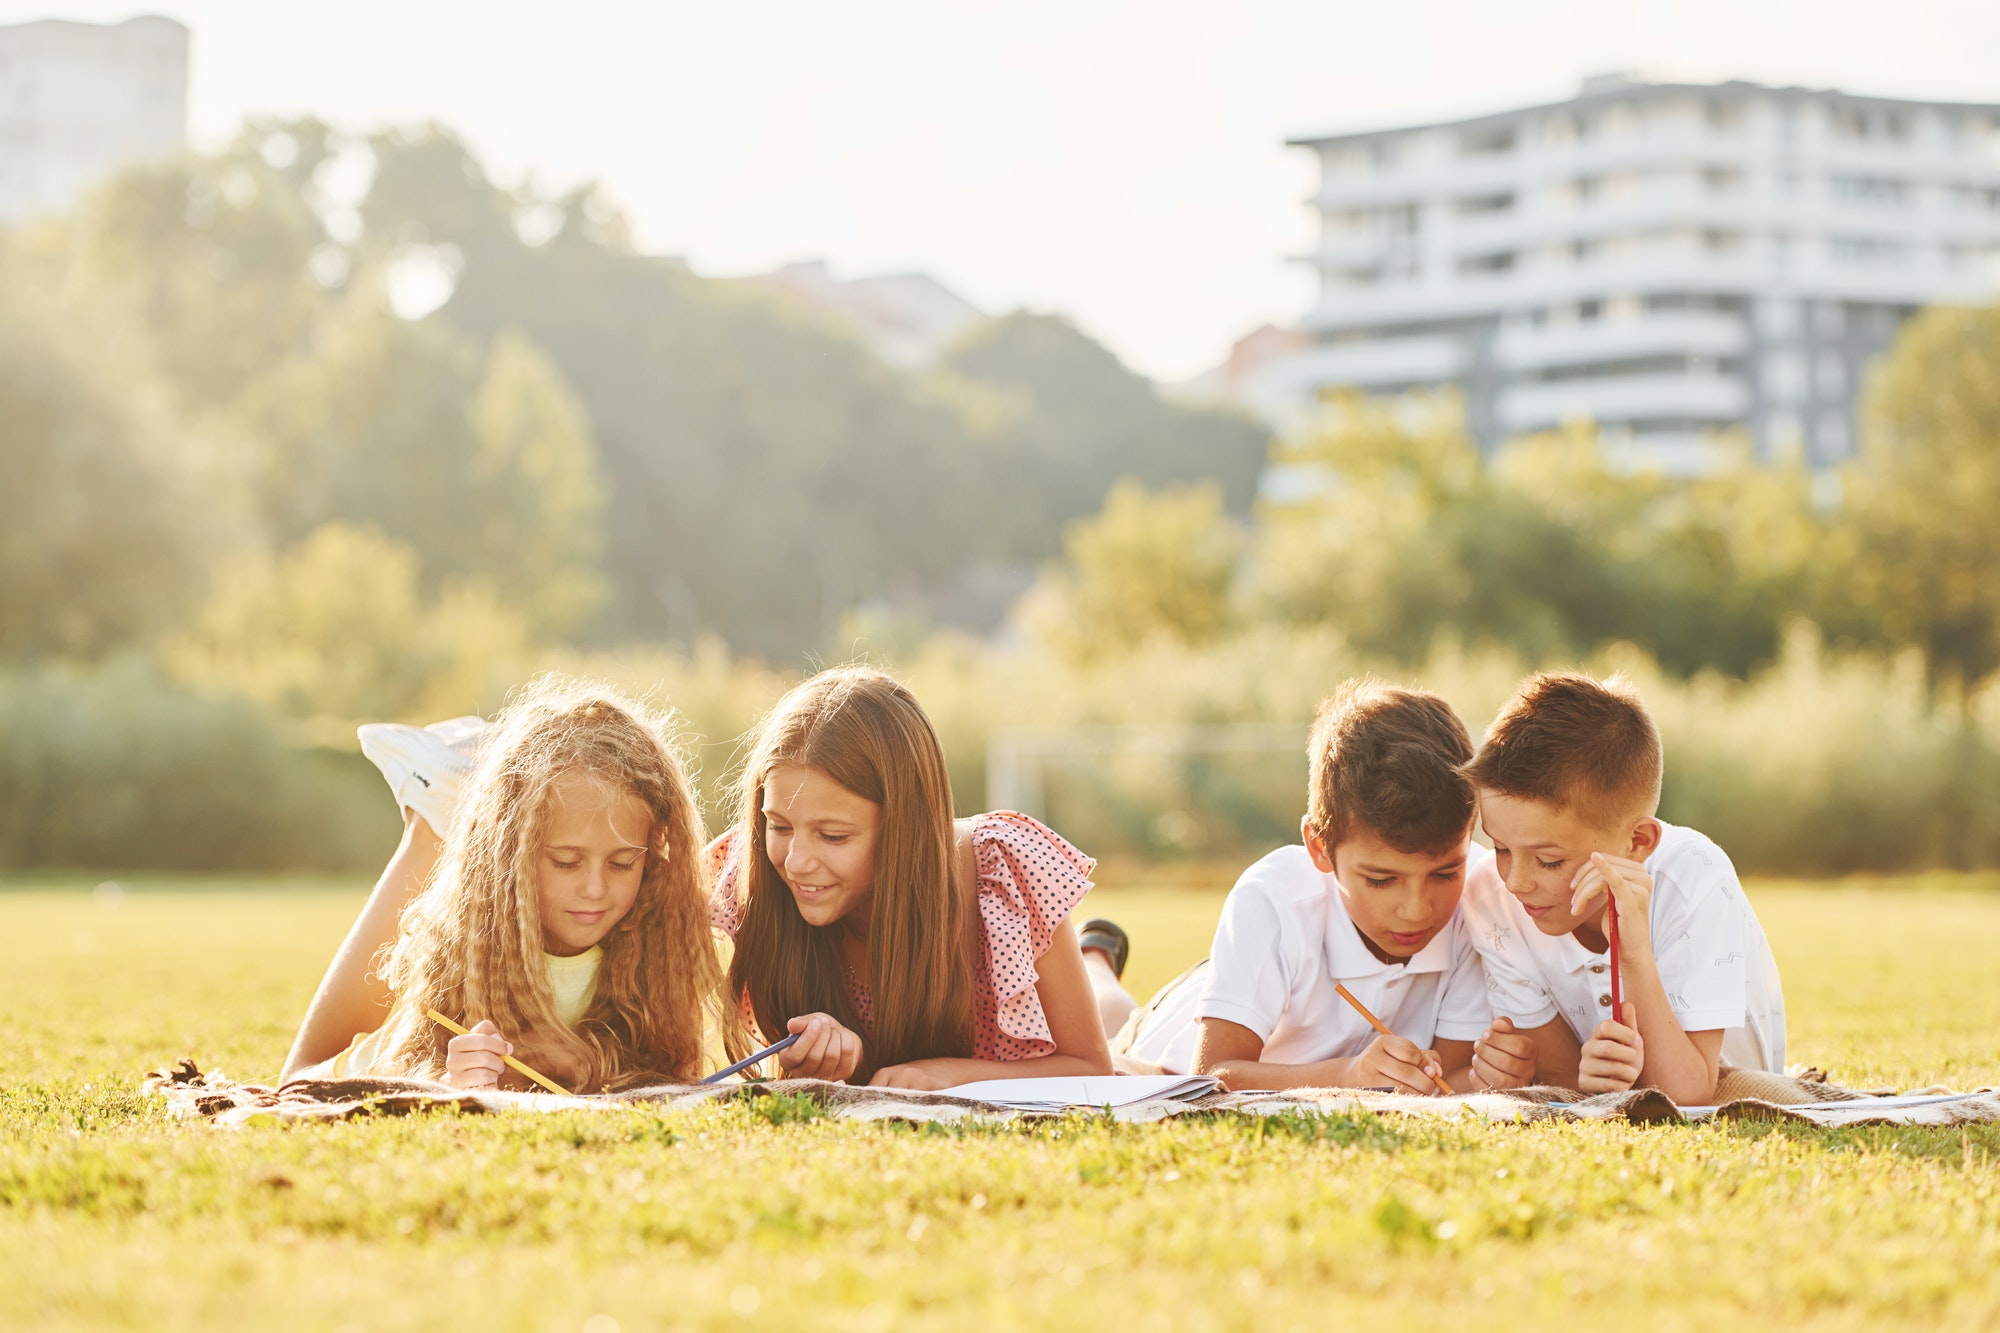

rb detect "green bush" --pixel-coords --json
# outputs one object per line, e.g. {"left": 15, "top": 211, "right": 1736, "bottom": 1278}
{"left": 9, "top": 631, "right": 1999, "bottom": 877}
{"left": 0, "top": 658, "right": 397, "bottom": 871}
{"left": 886, "top": 627, "right": 2000, "bottom": 875}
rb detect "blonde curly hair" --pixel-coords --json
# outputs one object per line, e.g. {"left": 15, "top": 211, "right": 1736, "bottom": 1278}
{"left": 373, "top": 676, "right": 738, "bottom": 1090}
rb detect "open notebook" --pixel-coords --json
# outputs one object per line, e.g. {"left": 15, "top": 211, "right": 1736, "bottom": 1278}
{"left": 942, "top": 1074, "right": 1219, "bottom": 1111}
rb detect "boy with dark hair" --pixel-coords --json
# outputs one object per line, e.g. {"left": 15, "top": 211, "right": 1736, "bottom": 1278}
{"left": 1117, "top": 681, "right": 1535, "bottom": 1094}
{"left": 1462, "top": 672, "right": 1785, "bottom": 1104}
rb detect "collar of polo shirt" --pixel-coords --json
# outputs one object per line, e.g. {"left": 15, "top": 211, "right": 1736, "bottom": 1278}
{"left": 1553, "top": 927, "right": 1613, "bottom": 975}
{"left": 1322, "top": 894, "right": 1458, "bottom": 979}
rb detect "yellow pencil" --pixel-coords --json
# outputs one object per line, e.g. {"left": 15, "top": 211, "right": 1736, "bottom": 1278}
{"left": 1332, "top": 983, "right": 1454, "bottom": 1095}
{"left": 426, "top": 1009, "right": 572, "bottom": 1095}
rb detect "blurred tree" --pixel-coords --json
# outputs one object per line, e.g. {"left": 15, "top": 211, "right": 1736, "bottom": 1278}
{"left": 466, "top": 329, "right": 609, "bottom": 634}
{"left": 1488, "top": 429, "right": 1820, "bottom": 677}
{"left": 0, "top": 289, "right": 206, "bottom": 657}
{"left": 1839, "top": 302, "right": 2000, "bottom": 683}
{"left": 1021, "top": 479, "right": 1243, "bottom": 662}
{"left": 359, "top": 129, "right": 1268, "bottom": 657}
{"left": 65, "top": 129, "right": 334, "bottom": 414}
{"left": 1250, "top": 393, "right": 1812, "bottom": 675}
{"left": 357, "top": 127, "right": 987, "bottom": 655}
{"left": 940, "top": 313, "right": 1271, "bottom": 561}
{"left": 235, "top": 305, "right": 606, "bottom": 638}
{"left": 1254, "top": 393, "right": 1515, "bottom": 660}
{"left": 168, "top": 523, "right": 530, "bottom": 730}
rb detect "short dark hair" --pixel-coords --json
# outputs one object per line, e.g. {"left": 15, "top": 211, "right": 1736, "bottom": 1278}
{"left": 1463, "top": 672, "right": 1663, "bottom": 829}
{"left": 1305, "top": 680, "right": 1476, "bottom": 855}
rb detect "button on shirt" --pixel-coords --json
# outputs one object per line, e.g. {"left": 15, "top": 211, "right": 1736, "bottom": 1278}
{"left": 1461, "top": 821, "right": 1787, "bottom": 1072}
{"left": 1128, "top": 844, "right": 1492, "bottom": 1074}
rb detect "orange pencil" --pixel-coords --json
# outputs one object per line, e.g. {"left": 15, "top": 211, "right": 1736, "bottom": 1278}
{"left": 1332, "top": 982, "right": 1453, "bottom": 1095}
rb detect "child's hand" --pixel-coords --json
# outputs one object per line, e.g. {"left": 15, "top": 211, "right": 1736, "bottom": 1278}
{"left": 779, "top": 1013, "right": 863, "bottom": 1082}
{"left": 1350, "top": 1032, "right": 1447, "bottom": 1096}
{"left": 867, "top": 1060, "right": 959, "bottom": 1092}
{"left": 1570, "top": 852, "right": 1654, "bottom": 959}
{"left": 444, "top": 1019, "right": 513, "bottom": 1090}
{"left": 1469, "top": 1016, "right": 1537, "bottom": 1090}
{"left": 1578, "top": 1008, "right": 1644, "bottom": 1093}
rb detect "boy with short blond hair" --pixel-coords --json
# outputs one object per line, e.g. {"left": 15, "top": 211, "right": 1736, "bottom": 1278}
{"left": 1118, "top": 681, "right": 1535, "bottom": 1095}
{"left": 1462, "top": 672, "right": 1785, "bottom": 1104}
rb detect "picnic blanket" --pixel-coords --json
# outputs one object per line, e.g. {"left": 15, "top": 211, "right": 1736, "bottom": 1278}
{"left": 146, "top": 1059, "right": 2000, "bottom": 1130}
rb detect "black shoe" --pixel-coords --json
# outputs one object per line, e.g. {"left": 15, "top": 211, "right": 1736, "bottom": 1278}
{"left": 1078, "top": 918, "right": 1129, "bottom": 979}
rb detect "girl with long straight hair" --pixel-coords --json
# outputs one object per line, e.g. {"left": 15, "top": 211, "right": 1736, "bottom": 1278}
{"left": 712, "top": 665, "right": 1112, "bottom": 1089}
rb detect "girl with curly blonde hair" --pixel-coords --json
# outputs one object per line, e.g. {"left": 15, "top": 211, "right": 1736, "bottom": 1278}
{"left": 286, "top": 677, "right": 738, "bottom": 1092}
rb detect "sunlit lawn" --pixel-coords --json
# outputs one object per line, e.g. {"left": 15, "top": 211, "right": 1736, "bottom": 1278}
{"left": 2, "top": 873, "right": 1998, "bottom": 1331}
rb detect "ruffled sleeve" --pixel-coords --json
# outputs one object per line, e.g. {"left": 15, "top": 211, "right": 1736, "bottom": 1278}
{"left": 705, "top": 828, "right": 746, "bottom": 939}
{"left": 970, "top": 811, "right": 1097, "bottom": 1059}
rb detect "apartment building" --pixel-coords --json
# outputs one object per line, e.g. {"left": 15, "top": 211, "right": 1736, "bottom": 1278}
{"left": 1267, "top": 76, "right": 2000, "bottom": 470}
{"left": 0, "top": 15, "right": 188, "bottom": 227}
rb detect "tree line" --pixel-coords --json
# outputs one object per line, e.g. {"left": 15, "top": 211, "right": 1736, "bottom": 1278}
{"left": 0, "top": 118, "right": 1271, "bottom": 670}
{"left": 1027, "top": 300, "right": 2000, "bottom": 691}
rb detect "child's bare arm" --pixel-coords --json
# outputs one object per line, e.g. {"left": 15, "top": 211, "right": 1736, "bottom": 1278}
{"left": 1580, "top": 1007, "right": 1724, "bottom": 1100}
{"left": 1515, "top": 1016, "right": 1584, "bottom": 1089}
{"left": 1572, "top": 853, "right": 1726, "bottom": 1103}
{"left": 1436, "top": 1037, "right": 1478, "bottom": 1090}
{"left": 281, "top": 812, "right": 441, "bottom": 1079}
{"left": 1194, "top": 1018, "right": 1447, "bottom": 1095}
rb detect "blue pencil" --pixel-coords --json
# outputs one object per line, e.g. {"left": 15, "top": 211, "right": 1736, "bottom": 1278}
{"left": 700, "top": 1032, "right": 802, "bottom": 1085}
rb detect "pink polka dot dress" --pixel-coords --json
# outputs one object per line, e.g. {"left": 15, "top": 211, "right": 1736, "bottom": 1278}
{"left": 705, "top": 811, "right": 1095, "bottom": 1060}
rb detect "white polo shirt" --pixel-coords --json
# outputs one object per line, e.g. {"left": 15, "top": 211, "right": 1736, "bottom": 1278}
{"left": 1123, "top": 843, "right": 1492, "bottom": 1074}
{"left": 1461, "top": 820, "right": 1786, "bottom": 1072}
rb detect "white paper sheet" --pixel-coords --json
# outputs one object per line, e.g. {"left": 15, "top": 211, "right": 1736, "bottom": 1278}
{"left": 942, "top": 1074, "right": 1219, "bottom": 1110}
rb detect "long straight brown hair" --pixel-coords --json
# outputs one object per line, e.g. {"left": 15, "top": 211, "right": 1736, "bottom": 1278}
{"left": 726, "top": 667, "right": 976, "bottom": 1079}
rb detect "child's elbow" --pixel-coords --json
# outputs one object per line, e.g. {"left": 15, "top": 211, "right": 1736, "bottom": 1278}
{"left": 1654, "top": 1067, "right": 1719, "bottom": 1106}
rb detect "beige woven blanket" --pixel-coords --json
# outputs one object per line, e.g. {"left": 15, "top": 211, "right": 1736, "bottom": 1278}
{"left": 146, "top": 1059, "right": 2000, "bottom": 1130}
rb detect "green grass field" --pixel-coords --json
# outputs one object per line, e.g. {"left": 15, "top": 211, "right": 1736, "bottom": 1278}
{"left": 3, "top": 875, "right": 1999, "bottom": 1331}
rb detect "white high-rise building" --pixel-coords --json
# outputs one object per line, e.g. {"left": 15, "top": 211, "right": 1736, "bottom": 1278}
{"left": 0, "top": 15, "right": 188, "bottom": 227}
{"left": 1267, "top": 76, "right": 2000, "bottom": 470}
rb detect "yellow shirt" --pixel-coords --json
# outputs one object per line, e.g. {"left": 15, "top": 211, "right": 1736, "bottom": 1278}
{"left": 328, "top": 947, "right": 602, "bottom": 1078}
{"left": 545, "top": 945, "right": 602, "bottom": 1027}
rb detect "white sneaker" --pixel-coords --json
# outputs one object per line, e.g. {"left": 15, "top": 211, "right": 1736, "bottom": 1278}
{"left": 356, "top": 716, "right": 489, "bottom": 836}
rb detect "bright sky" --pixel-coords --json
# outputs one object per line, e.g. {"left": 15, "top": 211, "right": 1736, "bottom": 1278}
{"left": 10, "top": 0, "right": 1999, "bottom": 379}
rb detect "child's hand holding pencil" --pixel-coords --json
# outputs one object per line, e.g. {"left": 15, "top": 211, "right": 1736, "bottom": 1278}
{"left": 774, "top": 1012, "right": 865, "bottom": 1083}
{"left": 429, "top": 1010, "right": 572, "bottom": 1095}
{"left": 1333, "top": 983, "right": 1453, "bottom": 1095}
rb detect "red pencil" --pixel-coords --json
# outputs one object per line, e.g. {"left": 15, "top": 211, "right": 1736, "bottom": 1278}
{"left": 1605, "top": 895, "right": 1624, "bottom": 1023}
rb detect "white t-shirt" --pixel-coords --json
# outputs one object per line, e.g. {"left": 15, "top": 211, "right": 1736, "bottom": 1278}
{"left": 1461, "top": 821, "right": 1786, "bottom": 1072}
{"left": 1122, "top": 844, "right": 1492, "bottom": 1075}
{"left": 328, "top": 947, "right": 602, "bottom": 1078}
